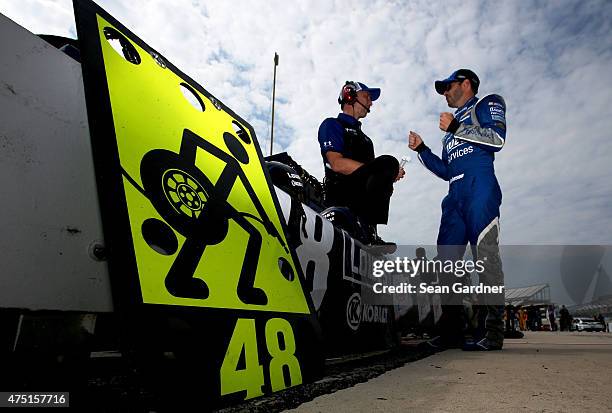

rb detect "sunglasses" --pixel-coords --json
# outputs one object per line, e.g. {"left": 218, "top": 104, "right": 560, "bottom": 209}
{"left": 444, "top": 79, "right": 466, "bottom": 92}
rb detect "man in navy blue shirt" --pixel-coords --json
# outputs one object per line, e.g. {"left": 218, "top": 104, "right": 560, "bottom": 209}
{"left": 318, "top": 81, "right": 405, "bottom": 244}
{"left": 409, "top": 69, "right": 507, "bottom": 351}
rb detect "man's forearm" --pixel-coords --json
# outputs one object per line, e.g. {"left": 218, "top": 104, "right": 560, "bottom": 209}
{"left": 416, "top": 144, "right": 450, "bottom": 181}
{"left": 331, "top": 157, "right": 364, "bottom": 175}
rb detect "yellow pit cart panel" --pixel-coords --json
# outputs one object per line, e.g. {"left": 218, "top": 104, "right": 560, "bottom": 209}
{"left": 74, "top": 1, "right": 323, "bottom": 406}
{"left": 91, "top": 15, "right": 309, "bottom": 314}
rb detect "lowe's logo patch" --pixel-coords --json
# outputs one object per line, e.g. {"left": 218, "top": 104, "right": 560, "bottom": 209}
{"left": 446, "top": 137, "right": 465, "bottom": 152}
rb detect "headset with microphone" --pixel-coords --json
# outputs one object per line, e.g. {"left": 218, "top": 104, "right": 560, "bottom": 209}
{"left": 338, "top": 81, "right": 370, "bottom": 113}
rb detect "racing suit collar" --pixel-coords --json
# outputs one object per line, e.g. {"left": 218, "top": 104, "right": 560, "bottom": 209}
{"left": 454, "top": 95, "right": 479, "bottom": 115}
{"left": 338, "top": 112, "right": 362, "bottom": 128}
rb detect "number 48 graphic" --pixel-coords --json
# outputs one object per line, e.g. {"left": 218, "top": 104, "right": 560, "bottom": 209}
{"left": 220, "top": 318, "right": 302, "bottom": 399}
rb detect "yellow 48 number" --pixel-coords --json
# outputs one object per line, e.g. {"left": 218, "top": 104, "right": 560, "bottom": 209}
{"left": 220, "top": 318, "right": 302, "bottom": 399}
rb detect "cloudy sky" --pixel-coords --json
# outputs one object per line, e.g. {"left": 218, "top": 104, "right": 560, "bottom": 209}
{"left": 2, "top": 0, "right": 611, "bottom": 246}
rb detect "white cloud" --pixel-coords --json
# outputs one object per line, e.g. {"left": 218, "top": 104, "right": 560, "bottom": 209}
{"left": 2, "top": 0, "right": 611, "bottom": 245}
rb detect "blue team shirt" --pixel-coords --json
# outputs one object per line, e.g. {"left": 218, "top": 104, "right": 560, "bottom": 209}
{"left": 318, "top": 113, "right": 361, "bottom": 156}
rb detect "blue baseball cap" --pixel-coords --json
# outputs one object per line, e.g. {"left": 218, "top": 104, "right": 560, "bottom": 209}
{"left": 338, "top": 81, "right": 381, "bottom": 105}
{"left": 434, "top": 69, "right": 480, "bottom": 95}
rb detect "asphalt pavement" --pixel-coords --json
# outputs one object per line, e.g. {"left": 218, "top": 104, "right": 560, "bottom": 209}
{"left": 287, "top": 331, "right": 612, "bottom": 413}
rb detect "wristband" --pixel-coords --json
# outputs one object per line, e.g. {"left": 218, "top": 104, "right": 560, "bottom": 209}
{"left": 415, "top": 142, "right": 428, "bottom": 153}
{"left": 447, "top": 118, "right": 460, "bottom": 134}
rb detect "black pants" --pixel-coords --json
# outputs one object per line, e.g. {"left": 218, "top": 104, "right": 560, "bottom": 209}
{"left": 326, "top": 155, "right": 399, "bottom": 224}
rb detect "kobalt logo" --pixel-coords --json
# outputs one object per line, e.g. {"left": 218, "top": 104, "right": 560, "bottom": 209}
{"left": 346, "top": 293, "right": 389, "bottom": 331}
{"left": 362, "top": 304, "right": 388, "bottom": 324}
{"left": 346, "top": 293, "right": 362, "bottom": 331}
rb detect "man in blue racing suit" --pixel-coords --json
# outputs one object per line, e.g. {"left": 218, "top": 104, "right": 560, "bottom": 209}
{"left": 408, "top": 69, "right": 507, "bottom": 350}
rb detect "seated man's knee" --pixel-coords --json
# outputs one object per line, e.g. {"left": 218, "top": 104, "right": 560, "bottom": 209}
{"left": 373, "top": 155, "right": 399, "bottom": 181}
{"left": 377, "top": 154, "right": 399, "bottom": 169}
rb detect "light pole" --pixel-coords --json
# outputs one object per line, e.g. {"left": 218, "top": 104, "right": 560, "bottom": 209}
{"left": 270, "top": 52, "right": 278, "bottom": 156}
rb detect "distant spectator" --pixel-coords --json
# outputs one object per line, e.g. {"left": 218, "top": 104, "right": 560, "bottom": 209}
{"left": 559, "top": 305, "right": 570, "bottom": 331}
{"left": 547, "top": 304, "right": 557, "bottom": 331}
{"left": 535, "top": 307, "right": 542, "bottom": 331}
{"left": 518, "top": 307, "right": 527, "bottom": 331}
{"left": 504, "top": 305, "right": 511, "bottom": 332}
{"left": 597, "top": 314, "right": 606, "bottom": 332}
{"left": 508, "top": 305, "right": 517, "bottom": 331}
{"left": 528, "top": 306, "right": 540, "bottom": 331}
{"left": 526, "top": 306, "right": 534, "bottom": 330}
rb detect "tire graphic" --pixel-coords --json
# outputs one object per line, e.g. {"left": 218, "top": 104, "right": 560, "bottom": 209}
{"left": 141, "top": 149, "right": 228, "bottom": 244}
{"left": 162, "top": 168, "right": 207, "bottom": 218}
